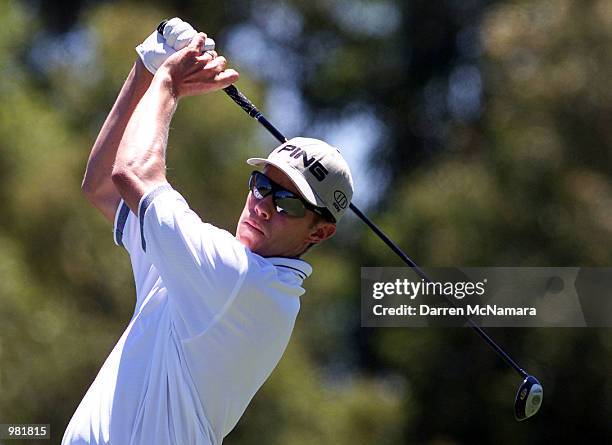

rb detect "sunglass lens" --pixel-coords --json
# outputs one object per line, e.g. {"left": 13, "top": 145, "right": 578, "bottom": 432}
{"left": 275, "top": 194, "right": 306, "bottom": 218}
{"left": 250, "top": 172, "right": 272, "bottom": 199}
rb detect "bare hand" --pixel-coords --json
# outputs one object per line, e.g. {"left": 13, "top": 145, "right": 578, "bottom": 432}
{"left": 156, "top": 33, "right": 239, "bottom": 98}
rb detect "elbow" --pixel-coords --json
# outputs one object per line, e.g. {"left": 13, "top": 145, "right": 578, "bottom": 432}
{"left": 111, "top": 163, "right": 148, "bottom": 198}
{"left": 111, "top": 166, "right": 135, "bottom": 193}
{"left": 81, "top": 173, "right": 102, "bottom": 203}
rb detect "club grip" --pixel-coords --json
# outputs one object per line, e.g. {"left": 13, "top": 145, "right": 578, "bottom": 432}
{"left": 223, "top": 85, "right": 261, "bottom": 118}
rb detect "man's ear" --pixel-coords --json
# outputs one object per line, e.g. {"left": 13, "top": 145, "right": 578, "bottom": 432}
{"left": 307, "top": 222, "right": 336, "bottom": 245}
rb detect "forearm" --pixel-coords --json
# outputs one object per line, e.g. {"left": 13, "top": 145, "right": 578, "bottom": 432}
{"left": 112, "top": 72, "right": 178, "bottom": 213}
{"left": 82, "top": 59, "right": 153, "bottom": 219}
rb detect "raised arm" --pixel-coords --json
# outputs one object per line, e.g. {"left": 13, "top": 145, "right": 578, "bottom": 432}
{"left": 81, "top": 59, "right": 153, "bottom": 223}
{"left": 111, "top": 33, "right": 239, "bottom": 213}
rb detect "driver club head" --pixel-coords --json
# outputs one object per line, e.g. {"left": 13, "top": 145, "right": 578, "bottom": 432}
{"left": 514, "top": 375, "right": 543, "bottom": 421}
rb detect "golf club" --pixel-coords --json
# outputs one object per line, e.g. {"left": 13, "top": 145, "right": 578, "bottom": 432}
{"left": 157, "top": 20, "right": 543, "bottom": 421}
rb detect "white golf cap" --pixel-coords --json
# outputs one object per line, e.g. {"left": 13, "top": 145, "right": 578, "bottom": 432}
{"left": 247, "top": 137, "right": 354, "bottom": 222}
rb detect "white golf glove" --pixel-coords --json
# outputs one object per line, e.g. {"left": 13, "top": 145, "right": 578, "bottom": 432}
{"left": 135, "top": 17, "right": 215, "bottom": 74}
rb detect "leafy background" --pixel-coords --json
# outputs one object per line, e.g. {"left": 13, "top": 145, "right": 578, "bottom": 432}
{"left": 0, "top": 0, "right": 610, "bottom": 443}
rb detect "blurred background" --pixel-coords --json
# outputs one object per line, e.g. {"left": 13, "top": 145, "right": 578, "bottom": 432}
{"left": 1, "top": 0, "right": 611, "bottom": 443}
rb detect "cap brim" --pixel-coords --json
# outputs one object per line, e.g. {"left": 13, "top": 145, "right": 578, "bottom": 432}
{"left": 246, "top": 157, "right": 325, "bottom": 207}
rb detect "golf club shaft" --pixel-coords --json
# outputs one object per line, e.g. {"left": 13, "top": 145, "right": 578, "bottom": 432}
{"left": 222, "top": 84, "right": 528, "bottom": 380}
{"left": 156, "top": 22, "right": 528, "bottom": 380}
{"left": 223, "top": 86, "right": 287, "bottom": 143}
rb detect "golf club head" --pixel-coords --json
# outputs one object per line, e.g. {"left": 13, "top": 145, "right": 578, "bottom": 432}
{"left": 514, "top": 375, "right": 543, "bottom": 421}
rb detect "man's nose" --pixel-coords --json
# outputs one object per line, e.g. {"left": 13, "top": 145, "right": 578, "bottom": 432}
{"left": 254, "top": 195, "right": 274, "bottom": 220}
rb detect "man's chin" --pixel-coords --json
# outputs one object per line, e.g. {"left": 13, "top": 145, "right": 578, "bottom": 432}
{"left": 236, "top": 231, "right": 263, "bottom": 253}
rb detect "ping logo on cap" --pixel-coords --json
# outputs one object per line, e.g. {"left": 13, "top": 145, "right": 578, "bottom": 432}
{"left": 278, "top": 145, "right": 329, "bottom": 181}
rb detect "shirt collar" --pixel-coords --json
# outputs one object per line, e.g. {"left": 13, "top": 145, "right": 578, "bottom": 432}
{"left": 267, "top": 257, "right": 313, "bottom": 280}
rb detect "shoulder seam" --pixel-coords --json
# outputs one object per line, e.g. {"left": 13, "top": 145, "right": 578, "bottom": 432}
{"left": 114, "top": 201, "right": 130, "bottom": 248}
{"left": 138, "top": 183, "right": 173, "bottom": 252}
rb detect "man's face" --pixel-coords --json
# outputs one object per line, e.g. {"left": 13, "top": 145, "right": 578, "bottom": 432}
{"left": 236, "top": 165, "right": 335, "bottom": 257}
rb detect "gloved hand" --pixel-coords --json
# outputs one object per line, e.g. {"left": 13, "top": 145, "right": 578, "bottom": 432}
{"left": 135, "top": 17, "right": 215, "bottom": 74}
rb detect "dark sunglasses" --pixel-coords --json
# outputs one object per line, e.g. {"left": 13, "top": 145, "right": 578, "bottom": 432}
{"left": 248, "top": 171, "right": 335, "bottom": 222}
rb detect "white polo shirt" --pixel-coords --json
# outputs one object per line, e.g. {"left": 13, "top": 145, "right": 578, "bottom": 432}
{"left": 62, "top": 184, "right": 312, "bottom": 445}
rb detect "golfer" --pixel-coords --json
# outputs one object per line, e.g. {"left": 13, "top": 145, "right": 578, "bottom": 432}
{"left": 62, "top": 18, "right": 354, "bottom": 445}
